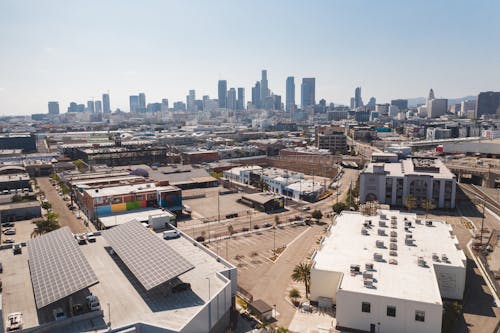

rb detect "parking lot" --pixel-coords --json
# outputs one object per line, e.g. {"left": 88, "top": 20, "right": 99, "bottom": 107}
{"left": 184, "top": 189, "right": 251, "bottom": 221}
{"left": 1, "top": 219, "right": 36, "bottom": 244}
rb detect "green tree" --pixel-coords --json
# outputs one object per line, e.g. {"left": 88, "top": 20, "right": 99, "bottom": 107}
{"left": 274, "top": 215, "right": 280, "bottom": 225}
{"left": 41, "top": 201, "right": 52, "bottom": 210}
{"left": 421, "top": 198, "right": 436, "bottom": 218}
{"left": 291, "top": 262, "right": 312, "bottom": 297}
{"left": 227, "top": 225, "right": 234, "bottom": 236}
{"left": 59, "top": 183, "right": 70, "bottom": 195}
{"left": 73, "top": 159, "right": 87, "bottom": 172}
{"left": 275, "top": 327, "right": 290, "bottom": 333}
{"left": 404, "top": 196, "right": 417, "bottom": 213}
{"left": 11, "top": 194, "right": 23, "bottom": 202}
{"left": 31, "top": 212, "right": 60, "bottom": 237}
{"left": 332, "top": 202, "right": 348, "bottom": 214}
{"left": 311, "top": 210, "right": 323, "bottom": 220}
{"left": 288, "top": 288, "right": 301, "bottom": 305}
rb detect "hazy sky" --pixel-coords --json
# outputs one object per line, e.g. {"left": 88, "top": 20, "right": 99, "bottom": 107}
{"left": 1, "top": 0, "right": 499, "bottom": 115}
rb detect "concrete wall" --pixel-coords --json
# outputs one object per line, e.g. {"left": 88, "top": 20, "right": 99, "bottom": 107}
{"left": 310, "top": 267, "right": 343, "bottom": 304}
{"left": 433, "top": 263, "right": 467, "bottom": 300}
{"left": 336, "top": 290, "right": 442, "bottom": 333}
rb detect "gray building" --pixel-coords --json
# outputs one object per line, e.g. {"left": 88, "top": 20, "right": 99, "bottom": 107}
{"left": 260, "top": 70, "right": 269, "bottom": 101}
{"left": 102, "top": 93, "right": 111, "bottom": 113}
{"left": 252, "top": 81, "right": 261, "bottom": 108}
{"left": 218, "top": 80, "right": 227, "bottom": 108}
{"left": 428, "top": 99, "right": 448, "bottom": 118}
{"left": 129, "top": 95, "right": 140, "bottom": 113}
{"left": 48, "top": 101, "right": 59, "bottom": 115}
{"left": 237, "top": 87, "right": 245, "bottom": 110}
{"left": 315, "top": 126, "right": 347, "bottom": 154}
{"left": 391, "top": 99, "right": 408, "bottom": 111}
{"left": 227, "top": 88, "right": 237, "bottom": 110}
{"left": 475, "top": 91, "right": 500, "bottom": 118}
{"left": 354, "top": 87, "right": 363, "bottom": 108}
{"left": 286, "top": 76, "right": 295, "bottom": 112}
{"left": 301, "top": 78, "right": 316, "bottom": 108}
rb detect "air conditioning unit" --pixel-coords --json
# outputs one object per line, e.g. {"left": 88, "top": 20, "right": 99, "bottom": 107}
{"left": 425, "top": 220, "right": 433, "bottom": 226}
{"left": 441, "top": 254, "right": 448, "bottom": 262}
{"left": 380, "top": 214, "right": 387, "bottom": 220}
{"left": 390, "top": 243, "right": 398, "bottom": 250}
{"left": 389, "top": 259, "right": 398, "bottom": 265}
{"left": 365, "top": 263, "right": 374, "bottom": 271}
{"left": 405, "top": 234, "right": 413, "bottom": 239}
{"left": 432, "top": 253, "right": 439, "bottom": 261}
{"left": 373, "top": 253, "right": 383, "bottom": 261}
{"left": 391, "top": 216, "right": 397, "bottom": 220}
{"left": 363, "top": 271, "right": 373, "bottom": 279}
{"left": 379, "top": 220, "right": 387, "bottom": 227}
{"left": 418, "top": 257, "right": 426, "bottom": 267}
{"left": 377, "top": 229, "right": 386, "bottom": 236}
{"left": 390, "top": 237, "right": 397, "bottom": 243}
{"left": 350, "top": 264, "right": 361, "bottom": 273}
{"left": 390, "top": 231, "right": 397, "bottom": 237}
{"left": 405, "top": 221, "right": 412, "bottom": 227}
{"left": 415, "top": 219, "right": 422, "bottom": 224}
{"left": 364, "top": 278, "right": 373, "bottom": 287}
{"left": 376, "top": 240, "right": 384, "bottom": 248}
{"left": 361, "top": 228, "right": 369, "bottom": 235}
{"left": 389, "top": 250, "right": 397, "bottom": 256}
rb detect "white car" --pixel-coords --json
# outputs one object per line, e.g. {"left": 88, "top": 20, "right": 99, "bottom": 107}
{"left": 3, "top": 238, "right": 15, "bottom": 244}
{"left": 3, "top": 228, "right": 16, "bottom": 235}
{"left": 6, "top": 312, "right": 23, "bottom": 331}
{"left": 163, "top": 230, "right": 180, "bottom": 240}
{"left": 53, "top": 307, "right": 66, "bottom": 321}
{"left": 86, "top": 233, "right": 96, "bottom": 243}
{"left": 86, "top": 294, "right": 101, "bottom": 311}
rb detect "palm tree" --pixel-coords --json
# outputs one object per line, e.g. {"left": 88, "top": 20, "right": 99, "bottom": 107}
{"left": 404, "top": 195, "right": 417, "bottom": 213}
{"left": 291, "top": 262, "right": 312, "bottom": 297}
{"left": 31, "top": 212, "right": 60, "bottom": 238}
{"left": 421, "top": 198, "right": 436, "bottom": 218}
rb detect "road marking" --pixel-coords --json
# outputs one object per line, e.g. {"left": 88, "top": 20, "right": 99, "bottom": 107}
{"left": 274, "top": 227, "right": 311, "bottom": 263}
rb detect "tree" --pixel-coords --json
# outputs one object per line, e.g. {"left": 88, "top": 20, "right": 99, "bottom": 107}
{"left": 404, "top": 196, "right": 417, "bottom": 213}
{"left": 227, "top": 225, "right": 234, "bottom": 237}
{"left": 311, "top": 210, "right": 323, "bottom": 221}
{"left": 274, "top": 215, "right": 280, "bottom": 225}
{"left": 31, "top": 212, "right": 60, "bottom": 237}
{"left": 332, "top": 202, "right": 348, "bottom": 214}
{"left": 288, "top": 288, "right": 301, "bottom": 306}
{"left": 41, "top": 201, "right": 52, "bottom": 210}
{"left": 421, "top": 198, "right": 436, "bottom": 218}
{"left": 291, "top": 262, "right": 312, "bottom": 297}
{"left": 275, "top": 327, "right": 290, "bottom": 333}
{"left": 11, "top": 194, "right": 23, "bottom": 202}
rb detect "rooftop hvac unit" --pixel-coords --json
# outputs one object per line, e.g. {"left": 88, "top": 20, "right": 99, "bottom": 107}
{"left": 425, "top": 220, "right": 433, "bottom": 226}
{"left": 403, "top": 217, "right": 408, "bottom": 221}
{"left": 389, "top": 250, "right": 398, "bottom": 256}
{"left": 364, "top": 278, "right": 373, "bottom": 287}
{"left": 391, "top": 216, "right": 397, "bottom": 220}
{"left": 405, "top": 238, "right": 414, "bottom": 246}
{"left": 432, "top": 253, "right": 440, "bottom": 261}
{"left": 379, "top": 220, "right": 387, "bottom": 227}
{"left": 373, "top": 253, "right": 383, "bottom": 261}
{"left": 418, "top": 257, "right": 426, "bottom": 267}
{"left": 390, "top": 243, "right": 398, "bottom": 250}
{"left": 363, "top": 271, "right": 373, "bottom": 279}
{"left": 441, "top": 254, "right": 448, "bottom": 262}
{"left": 380, "top": 214, "right": 387, "bottom": 220}
{"left": 415, "top": 219, "right": 422, "bottom": 224}
{"left": 405, "top": 221, "right": 412, "bottom": 227}
{"left": 390, "top": 231, "right": 397, "bottom": 237}
{"left": 405, "top": 234, "right": 413, "bottom": 239}
{"left": 390, "top": 237, "right": 397, "bottom": 243}
{"left": 350, "top": 264, "right": 361, "bottom": 273}
{"left": 361, "top": 228, "right": 369, "bottom": 235}
{"left": 365, "top": 263, "right": 374, "bottom": 271}
{"left": 377, "top": 229, "right": 386, "bottom": 236}
{"left": 389, "top": 259, "right": 398, "bottom": 265}
{"left": 376, "top": 240, "right": 384, "bottom": 248}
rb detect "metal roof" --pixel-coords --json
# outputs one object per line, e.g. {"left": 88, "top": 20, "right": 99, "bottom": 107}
{"left": 27, "top": 227, "right": 98, "bottom": 309}
{"left": 102, "top": 220, "right": 194, "bottom": 290}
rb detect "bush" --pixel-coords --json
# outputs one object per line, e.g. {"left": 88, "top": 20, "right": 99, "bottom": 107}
{"left": 332, "top": 202, "right": 348, "bottom": 214}
{"left": 242, "top": 227, "right": 249, "bottom": 232}
{"left": 253, "top": 225, "right": 260, "bottom": 230}
{"left": 41, "top": 201, "right": 52, "bottom": 210}
{"left": 195, "top": 236, "right": 205, "bottom": 242}
{"left": 11, "top": 194, "right": 23, "bottom": 202}
{"left": 311, "top": 210, "right": 323, "bottom": 220}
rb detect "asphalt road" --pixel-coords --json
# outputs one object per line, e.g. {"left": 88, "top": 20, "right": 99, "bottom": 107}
{"left": 37, "top": 177, "right": 88, "bottom": 234}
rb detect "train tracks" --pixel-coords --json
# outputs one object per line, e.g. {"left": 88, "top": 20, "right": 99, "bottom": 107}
{"left": 460, "top": 184, "right": 500, "bottom": 217}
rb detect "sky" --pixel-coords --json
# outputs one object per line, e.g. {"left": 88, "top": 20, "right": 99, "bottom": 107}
{"left": 0, "top": 0, "right": 499, "bottom": 115}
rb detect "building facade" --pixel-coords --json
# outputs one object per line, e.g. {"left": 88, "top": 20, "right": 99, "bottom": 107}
{"left": 301, "top": 78, "right": 316, "bottom": 108}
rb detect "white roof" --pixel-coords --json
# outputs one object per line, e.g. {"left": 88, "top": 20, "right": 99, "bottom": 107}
{"left": 85, "top": 183, "right": 178, "bottom": 198}
{"left": 364, "top": 158, "right": 455, "bottom": 179}
{"left": 313, "top": 210, "right": 466, "bottom": 304}
{"left": 99, "top": 208, "right": 175, "bottom": 228}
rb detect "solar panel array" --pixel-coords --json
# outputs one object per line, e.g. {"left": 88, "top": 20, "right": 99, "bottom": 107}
{"left": 102, "top": 220, "right": 194, "bottom": 290}
{"left": 27, "top": 227, "right": 98, "bottom": 309}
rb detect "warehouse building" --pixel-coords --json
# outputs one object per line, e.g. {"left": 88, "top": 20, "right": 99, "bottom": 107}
{"left": 310, "top": 210, "right": 466, "bottom": 333}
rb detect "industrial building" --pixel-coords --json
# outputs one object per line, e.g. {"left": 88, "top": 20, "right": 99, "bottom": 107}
{"left": 315, "top": 126, "right": 347, "bottom": 154}
{"left": 310, "top": 210, "right": 466, "bottom": 333}
{"left": 0, "top": 222, "right": 237, "bottom": 332}
{"left": 360, "top": 157, "right": 457, "bottom": 209}
{"left": 0, "top": 133, "right": 37, "bottom": 153}
{"left": 240, "top": 193, "right": 285, "bottom": 212}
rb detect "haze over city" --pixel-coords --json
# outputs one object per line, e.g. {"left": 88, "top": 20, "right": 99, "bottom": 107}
{"left": 1, "top": 0, "right": 500, "bottom": 115}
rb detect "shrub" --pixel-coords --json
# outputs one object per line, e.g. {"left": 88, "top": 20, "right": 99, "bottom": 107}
{"left": 195, "top": 236, "right": 205, "bottom": 242}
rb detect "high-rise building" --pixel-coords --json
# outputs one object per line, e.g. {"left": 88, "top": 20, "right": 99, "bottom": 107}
{"left": 138, "top": 93, "right": 146, "bottom": 110}
{"left": 187, "top": 90, "right": 196, "bottom": 112}
{"left": 428, "top": 88, "right": 435, "bottom": 101}
{"left": 273, "top": 95, "right": 282, "bottom": 110}
{"left": 260, "top": 70, "right": 269, "bottom": 101}
{"left": 286, "top": 76, "right": 295, "bottom": 112}
{"left": 252, "top": 81, "right": 261, "bottom": 108}
{"left": 87, "top": 100, "right": 95, "bottom": 113}
{"left": 161, "top": 99, "right": 169, "bottom": 112}
{"left": 301, "top": 78, "right": 316, "bottom": 108}
{"left": 95, "top": 100, "right": 102, "bottom": 113}
{"left": 460, "top": 100, "right": 475, "bottom": 117}
{"left": 428, "top": 99, "right": 448, "bottom": 118}
{"left": 350, "top": 98, "right": 355, "bottom": 110}
{"left": 48, "top": 101, "right": 59, "bottom": 115}
{"left": 218, "top": 80, "right": 227, "bottom": 108}
{"left": 227, "top": 88, "right": 237, "bottom": 110}
{"left": 367, "top": 97, "right": 377, "bottom": 110}
{"left": 129, "top": 95, "right": 140, "bottom": 113}
{"left": 391, "top": 99, "right": 408, "bottom": 111}
{"left": 354, "top": 87, "right": 363, "bottom": 108}
{"left": 237, "top": 88, "right": 245, "bottom": 110}
{"left": 102, "top": 93, "right": 111, "bottom": 113}
{"left": 475, "top": 91, "right": 500, "bottom": 118}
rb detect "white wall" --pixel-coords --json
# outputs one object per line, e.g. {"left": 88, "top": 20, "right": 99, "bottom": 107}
{"left": 336, "top": 290, "right": 442, "bottom": 333}
{"left": 310, "top": 267, "right": 343, "bottom": 303}
{"left": 433, "top": 263, "right": 467, "bottom": 300}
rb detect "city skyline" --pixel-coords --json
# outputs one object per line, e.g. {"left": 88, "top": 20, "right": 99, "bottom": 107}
{"left": 1, "top": 0, "right": 500, "bottom": 115}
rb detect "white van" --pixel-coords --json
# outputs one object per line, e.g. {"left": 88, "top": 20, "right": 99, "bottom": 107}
{"left": 163, "top": 230, "right": 180, "bottom": 240}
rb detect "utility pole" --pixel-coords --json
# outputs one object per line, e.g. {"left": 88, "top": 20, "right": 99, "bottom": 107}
{"left": 479, "top": 197, "right": 486, "bottom": 248}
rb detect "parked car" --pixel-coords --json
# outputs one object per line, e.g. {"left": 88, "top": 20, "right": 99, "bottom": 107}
{"left": 163, "top": 230, "right": 180, "bottom": 240}
{"left": 263, "top": 223, "right": 272, "bottom": 228}
{"left": 3, "top": 228, "right": 16, "bottom": 235}
{"left": 3, "top": 238, "right": 15, "bottom": 244}
{"left": 1, "top": 222, "right": 14, "bottom": 228}
{"left": 172, "top": 282, "right": 191, "bottom": 293}
{"left": 86, "top": 294, "right": 101, "bottom": 311}
{"left": 76, "top": 234, "right": 86, "bottom": 245}
{"left": 52, "top": 307, "right": 66, "bottom": 321}
{"left": 86, "top": 233, "right": 96, "bottom": 243}
{"left": 13, "top": 244, "right": 22, "bottom": 255}
{"left": 6, "top": 312, "right": 23, "bottom": 331}
{"left": 0, "top": 261, "right": 3, "bottom": 273}
{"left": 302, "top": 206, "right": 311, "bottom": 211}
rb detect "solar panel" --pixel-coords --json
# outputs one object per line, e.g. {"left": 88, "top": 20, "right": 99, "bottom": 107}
{"left": 102, "top": 220, "right": 194, "bottom": 290}
{"left": 27, "top": 227, "right": 98, "bottom": 309}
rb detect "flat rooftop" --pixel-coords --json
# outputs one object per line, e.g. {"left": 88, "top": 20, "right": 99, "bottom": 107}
{"left": 1, "top": 230, "right": 233, "bottom": 332}
{"left": 84, "top": 183, "right": 179, "bottom": 198}
{"left": 99, "top": 208, "right": 175, "bottom": 228}
{"left": 364, "top": 158, "right": 455, "bottom": 179}
{"left": 313, "top": 210, "right": 466, "bottom": 304}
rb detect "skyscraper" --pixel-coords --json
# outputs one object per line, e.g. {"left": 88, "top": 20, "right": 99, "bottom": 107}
{"left": 87, "top": 100, "right": 95, "bottom": 113}
{"left": 237, "top": 88, "right": 245, "bottom": 110}
{"left": 428, "top": 88, "right": 435, "bottom": 101}
{"left": 161, "top": 99, "right": 169, "bottom": 112}
{"left": 391, "top": 99, "right": 408, "bottom": 111}
{"left": 354, "top": 87, "right": 363, "bottom": 108}
{"left": 260, "top": 70, "right": 269, "bottom": 101}
{"left": 218, "top": 80, "right": 227, "bottom": 108}
{"left": 252, "top": 81, "right": 261, "bottom": 108}
{"left": 301, "top": 78, "right": 316, "bottom": 108}
{"left": 138, "top": 93, "right": 146, "bottom": 110}
{"left": 187, "top": 90, "right": 196, "bottom": 112}
{"left": 48, "top": 101, "right": 59, "bottom": 115}
{"left": 129, "top": 95, "right": 140, "bottom": 113}
{"left": 286, "top": 76, "right": 295, "bottom": 112}
{"left": 475, "top": 91, "right": 500, "bottom": 118}
{"left": 227, "top": 88, "right": 237, "bottom": 110}
{"left": 95, "top": 100, "right": 102, "bottom": 113}
{"left": 102, "top": 93, "right": 111, "bottom": 113}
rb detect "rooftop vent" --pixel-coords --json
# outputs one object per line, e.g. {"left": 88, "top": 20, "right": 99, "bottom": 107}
{"left": 432, "top": 253, "right": 440, "bottom": 262}
{"left": 418, "top": 257, "right": 426, "bottom": 267}
{"left": 365, "top": 263, "right": 374, "bottom": 271}
{"left": 390, "top": 243, "right": 398, "bottom": 251}
{"left": 390, "top": 231, "right": 397, "bottom": 237}
{"left": 441, "top": 254, "right": 449, "bottom": 262}
{"left": 379, "top": 220, "right": 387, "bottom": 227}
{"left": 389, "top": 259, "right": 398, "bottom": 265}
{"left": 389, "top": 250, "right": 397, "bottom": 256}
{"left": 405, "top": 221, "right": 412, "bottom": 227}
{"left": 376, "top": 240, "right": 385, "bottom": 248}
{"left": 373, "top": 253, "right": 383, "bottom": 261}
{"left": 425, "top": 220, "right": 433, "bottom": 226}
{"left": 377, "top": 229, "right": 386, "bottom": 236}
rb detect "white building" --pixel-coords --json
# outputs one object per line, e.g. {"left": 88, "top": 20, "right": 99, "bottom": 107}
{"left": 427, "top": 99, "right": 448, "bottom": 118}
{"left": 360, "top": 157, "right": 456, "bottom": 209}
{"left": 310, "top": 210, "right": 466, "bottom": 333}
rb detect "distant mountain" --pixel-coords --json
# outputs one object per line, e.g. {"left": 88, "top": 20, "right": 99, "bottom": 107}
{"left": 406, "top": 95, "right": 476, "bottom": 108}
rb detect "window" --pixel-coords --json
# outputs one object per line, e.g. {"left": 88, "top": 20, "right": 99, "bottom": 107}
{"left": 387, "top": 306, "right": 396, "bottom": 317}
{"left": 415, "top": 310, "right": 425, "bottom": 322}
{"left": 361, "top": 302, "right": 371, "bottom": 313}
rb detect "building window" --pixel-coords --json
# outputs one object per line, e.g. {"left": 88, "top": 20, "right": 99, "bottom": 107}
{"left": 361, "top": 302, "right": 371, "bottom": 313}
{"left": 415, "top": 310, "right": 425, "bottom": 322}
{"left": 387, "top": 306, "right": 396, "bottom": 317}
